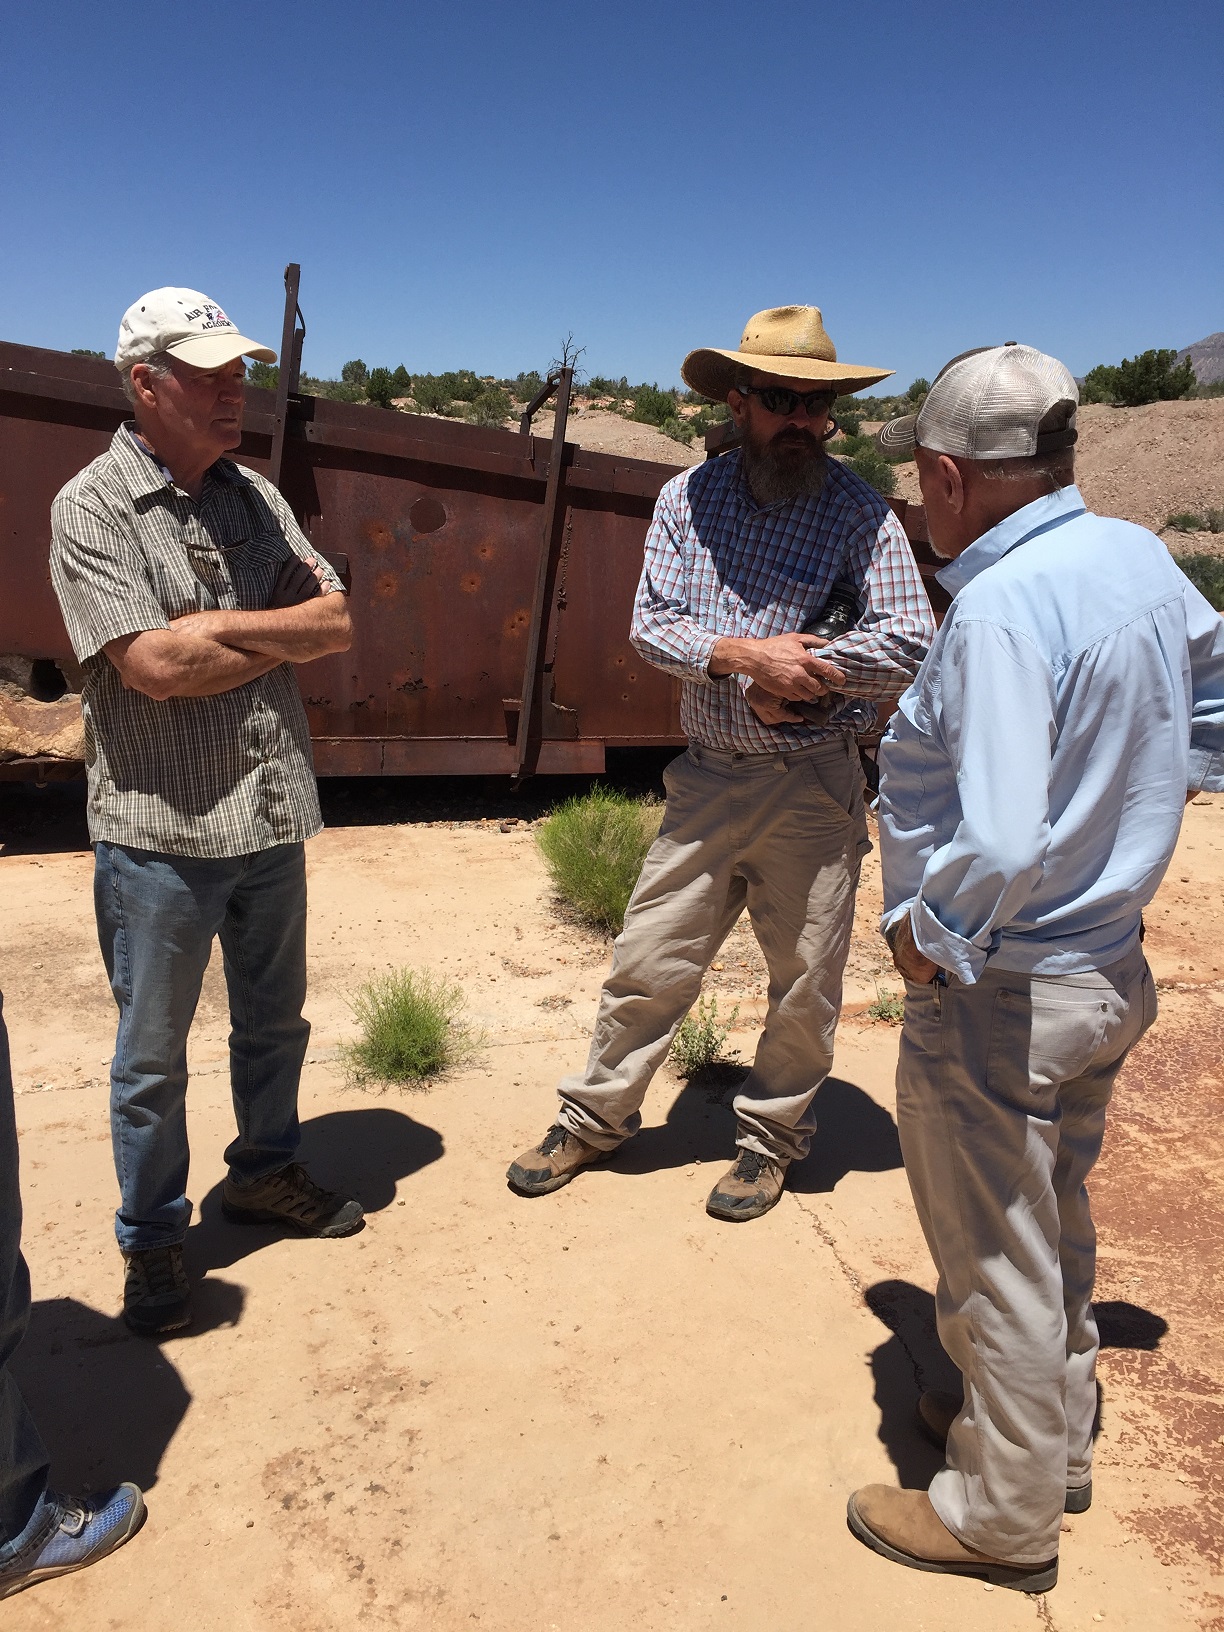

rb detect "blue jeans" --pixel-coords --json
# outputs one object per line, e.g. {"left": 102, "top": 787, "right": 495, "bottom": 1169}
{"left": 0, "top": 992, "right": 56, "bottom": 1565}
{"left": 94, "top": 842, "right": 311, "bottom": 1253}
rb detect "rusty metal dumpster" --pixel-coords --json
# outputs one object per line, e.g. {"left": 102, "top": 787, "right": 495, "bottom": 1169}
{"left": 0, "top": 271, "right": 943, "bottom": 782}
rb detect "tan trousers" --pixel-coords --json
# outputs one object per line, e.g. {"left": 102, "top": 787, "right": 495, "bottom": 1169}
{"left": 896, "top": 944, "right": 1156, "bottom": 1563}
{"left": 556, "top": 739, "right": 870, "bottom": 1164}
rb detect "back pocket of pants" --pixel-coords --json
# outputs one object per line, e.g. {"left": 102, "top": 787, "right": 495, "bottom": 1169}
{"left": 985, "top": 986, "right": 1107, "bottom": 1115}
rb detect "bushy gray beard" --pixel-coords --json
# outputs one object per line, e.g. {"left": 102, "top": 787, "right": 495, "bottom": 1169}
{"left": 741, "top": 425, "right": 829, "bottom": 506}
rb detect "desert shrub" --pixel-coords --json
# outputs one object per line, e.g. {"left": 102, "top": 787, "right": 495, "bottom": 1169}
{"left": 344, "top": 967, "right": 475, "bottom": 1085}
{"left": 511, "top": 369, "right": 545, "bottom": 404}
{"left": 905, "top": 377, "right": 930, "bottom": 404}
{"left": 1173, "top": 553, "right": 1224, "bottom": 611}
{"left": 588, "top": 374, "right": 631, "bottom": 405}
{"left": 840, "top": 447, "right": 898, "bottom": 497}
{"left": 247, "top": 360, "right": 279, "bottom": 391}
{"left": 631, "top": 383, "right": 679, "bottom": 428}
{"left": 302, "top": 376, "right": 367, "bottom": 403}
{"left": 466, "top": 386, "right": 512, "bottom": 427}
{"left": 658, "top": 416, "right": 694, "bottom": 445}
{"left": 1190, "top": 380, "right": 1224, "bottom": 399}
{"left": 366, "top": 367, "right": 397, "bottom": 408}
{"left": 832, "top": 396, "right": 865, "bottom": 437}
{"left": 1082, "top": 349, "right": 1195, "bottom": 406}
{"left": 341, "top": 359, "right": 369, "bottom": 387}
{"left": 391, "top": 364, "right": 411, "bottom": 392}
{"left": 536, "top": 788, "right": 662, "bottom": 935}
{"left": 1166, "top": 512, "right": 1204, "bottom": 532}
{"left": 670, "top": 996, "right": 740, "bottom": 1077}
{"left": 411, "top": 375, "right": 453, "bottom": 414}
{"left": 866, "top": 987, "right": 905, "bottom": 1023}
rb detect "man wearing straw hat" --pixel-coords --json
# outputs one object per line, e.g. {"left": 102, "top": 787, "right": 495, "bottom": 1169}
{"left": 509, "top": 306, "right": 936, "bottom": 1219}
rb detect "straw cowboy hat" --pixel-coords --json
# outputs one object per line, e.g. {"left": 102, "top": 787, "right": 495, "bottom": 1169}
{"left": 681, "top": 306, "right": 893, "bottom": 402}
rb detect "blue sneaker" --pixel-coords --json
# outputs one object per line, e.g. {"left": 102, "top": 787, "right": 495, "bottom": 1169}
{"left": 0, "top": 1484, "right": 145, "bottom": 1599}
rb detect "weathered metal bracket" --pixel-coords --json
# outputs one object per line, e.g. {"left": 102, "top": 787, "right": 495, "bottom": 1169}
{"left": 268, "top": 262, "right": 305, "bottom": 490}
{"left": 512, "top": 365, "right": 573, "bottom": 783}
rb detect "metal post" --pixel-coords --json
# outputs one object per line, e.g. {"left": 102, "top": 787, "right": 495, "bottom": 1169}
{"left": 513, "top": 365, "right": 573, "bottom": 782}
{"left": 268, "top": 263, "right": 303, "bottom": 491}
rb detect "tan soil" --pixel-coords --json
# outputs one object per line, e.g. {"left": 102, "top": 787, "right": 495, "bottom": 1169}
{"left": 2, "top": 788, "right": 1223, "bottom": 1629}
{"left": 875, "top": 398, "right": 1224, "bottom": 551}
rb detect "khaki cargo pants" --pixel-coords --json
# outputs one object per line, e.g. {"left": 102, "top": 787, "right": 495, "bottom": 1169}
{"left": 556, "top": 738, "right": 870, "bottom": 1164}
{"left": 897, "top": 944, "right": 1156, "bottom": 1563}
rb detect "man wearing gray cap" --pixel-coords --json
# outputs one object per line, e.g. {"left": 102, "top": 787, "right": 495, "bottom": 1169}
{"left": 50, "top": 288, "right": 363, "bottom": 1338}
{"left": 847, "top": 345, "right": 1224, "bottom": 1590}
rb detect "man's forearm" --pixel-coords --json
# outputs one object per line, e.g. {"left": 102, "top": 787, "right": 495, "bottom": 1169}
{"left": 171, "top": 597, "right": 352, "bottom": 664}
{"left": 106, "top": 628, "right": 283, "bottom": 700}
{"left": 167, "top": 643, "right": 284, "bottom": 696}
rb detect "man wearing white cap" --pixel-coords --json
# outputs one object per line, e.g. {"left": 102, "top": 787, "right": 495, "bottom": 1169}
{"left": 847, "top": 345, "right": 1224, "bottom": 1590}
{"left": 49, "top": 289, "right": 362, "bottom": 1338}
{"left": 508, "top": 306, "right": 935, "bottom": 1219}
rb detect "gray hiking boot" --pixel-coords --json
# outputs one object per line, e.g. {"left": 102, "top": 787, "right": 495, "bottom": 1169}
{"left": 507, "top": 1124, "right": 613, "bottom": 1196}
{"left": 221, "top": 1162, "right": 364, "bottom": 1238}
{"left": 705, "top": 1148, "right": 788, "bottom": 1221}
{"left": 122, "top": 1243, "right": 191, "bottom": 1337}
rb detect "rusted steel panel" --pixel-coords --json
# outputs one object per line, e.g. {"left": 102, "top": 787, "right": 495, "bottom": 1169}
{"left": 0, "top": 336, "right": 939, "bottom": 777}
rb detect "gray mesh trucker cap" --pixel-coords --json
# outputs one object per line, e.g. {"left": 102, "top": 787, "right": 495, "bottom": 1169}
{"left": 875, "top": 343, "right": 1079, "bottom": 461}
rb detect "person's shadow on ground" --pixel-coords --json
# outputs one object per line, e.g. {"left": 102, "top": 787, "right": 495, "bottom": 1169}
{"left": 863, "top": 1277, "right": 1171, "bottom": 1488}
{"left": 612, "top": 1067, "right": 903, "bottom": 1194}
{"left": 10, "top": 1283, "right": 245, "bottom": 1497}
{"left": 186, "top": 1105, "right": 444, "bottom": 1276}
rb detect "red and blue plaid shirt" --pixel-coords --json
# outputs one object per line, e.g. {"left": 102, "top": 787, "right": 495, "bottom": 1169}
{"left": 631, "top": 450, "right": 935, "bottom": 753}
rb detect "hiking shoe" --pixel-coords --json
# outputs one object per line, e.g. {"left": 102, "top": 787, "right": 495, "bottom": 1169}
{"left": 221, "top": 1162, "right": 364, "bottom": 1237}
{"left": 847, "top": 1485, "right": 1057, "bottom": 1594}
{"left": 705, "top": 1149, "right": 788, "bottom": 1221}
{"left": 916, "top": 1390, "right": 1092, "bottom": 1514}
{"left": 122, "top": 1244, "right": 191, "bottom": 1337}
{"left": 0, "top": 1484, "right": 145, "bottom": 1599}
{"left": 507, "top": 1124, "right": 613, "bottom": 1196}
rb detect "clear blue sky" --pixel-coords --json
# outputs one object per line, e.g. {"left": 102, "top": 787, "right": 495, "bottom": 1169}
{"left": 2, "top": 0, "right": 1221, "bottom": 393}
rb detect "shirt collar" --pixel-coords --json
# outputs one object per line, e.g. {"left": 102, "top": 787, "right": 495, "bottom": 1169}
{"left": 935, "top": 484, "right": 1088, "bottom": 597}
{"left": 115, "top": 422, "right": 244, "bottom": 498}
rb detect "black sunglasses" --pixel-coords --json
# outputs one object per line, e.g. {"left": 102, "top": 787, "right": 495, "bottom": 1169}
{"left": 739, "top": 384, "right": 835, "bottom": 417}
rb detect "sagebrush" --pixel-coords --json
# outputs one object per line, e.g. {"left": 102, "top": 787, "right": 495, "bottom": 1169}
{"left": 344, "top": 967, "right": 476, "bottom": 1085}
{"left": 669, "top": 996, "right": 741, "bottom": 1078}
{"left": 536, "top": 788, "right": 662, "bottom": 935}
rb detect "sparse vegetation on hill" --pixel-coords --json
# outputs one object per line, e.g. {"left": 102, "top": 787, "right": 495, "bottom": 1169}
{"left": 1082, "top": 349, "right": 1196, "bottom": 406}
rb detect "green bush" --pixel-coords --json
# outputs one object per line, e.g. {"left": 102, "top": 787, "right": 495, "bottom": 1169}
{"left": 840, "top": 448, "right": 898, "bottom": 496}
{"left": 630, "top": 383, "right": 679, "bottom": 428}
{"left": 71, "top": 347, "right": 107, "bottom": 358}
{"left": 658, "top": 416, "right": 694, "bottom": 445}
{"left": 1172, "top": 553, "right": 1224, "bottom": 611}
{"left": 537, "top": 788, "right": 662, "bottom": 935}
{"left": 511, "top": 369, "right": 546, "bottom": 404}
{"left": 246, "top": 360, "right": 279, "bottom": 391}
{"left": 344, "top": 968, "right": 476, "bottom": 1085}
{"left": 341, "top": 359, "right": 369, "bottom": 387}
{"left": 1166, "top": 512, "right": 1204, "bottom": 532}
{"left": 669, "top": 996, "right": 740, "bottom": 1077}
{"left": 366, "top": 367, "right": 397, "bottom": 409}
{"left": 866, "top": 987, "right": 905, "bottom": 1023}
{"left": 466, "top": 386, "right": 512, "bottom": 427}
{"left": 1082, "top": 349, "right": 1196, "bottom": 406}
{"left": 391, "top": 364, "right": 412, "bottom": 392}
{"left": 832, "top": 396, "right": 865, "bottom": 437}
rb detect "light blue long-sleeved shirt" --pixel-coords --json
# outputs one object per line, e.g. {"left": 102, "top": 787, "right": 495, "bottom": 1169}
{"left": 877, "top": 485, "right": 1224, "bottom": 981}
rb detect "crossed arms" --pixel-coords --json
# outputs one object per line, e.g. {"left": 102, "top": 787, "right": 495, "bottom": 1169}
{"left": 105, "top": 560, "right": 352, "bottom": 701}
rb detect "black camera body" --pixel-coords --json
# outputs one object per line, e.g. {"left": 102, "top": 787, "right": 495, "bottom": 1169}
{"left": 787, "top": 577, "right": 859, "bottom": 725}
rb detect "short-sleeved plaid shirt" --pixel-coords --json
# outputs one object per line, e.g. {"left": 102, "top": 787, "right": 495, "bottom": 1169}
{"left": 50, "top": 425, "right": 342, "bottom": 858}
{"left": 631, "top": 450, "right": 936, "bottom": 753}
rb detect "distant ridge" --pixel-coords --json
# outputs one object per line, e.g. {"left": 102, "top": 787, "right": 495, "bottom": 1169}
{"left": 1177, "top": 332, "right": 1224, "bottom": 386}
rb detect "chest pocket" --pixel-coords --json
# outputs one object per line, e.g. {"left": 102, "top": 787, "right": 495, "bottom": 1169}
{"left": 191, "top": 484, "right": 291, "bottom": 612}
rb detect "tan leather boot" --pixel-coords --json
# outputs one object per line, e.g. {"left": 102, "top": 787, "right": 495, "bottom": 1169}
{"left": 847, "top": 1485, "right": 1057, "bottom": 1593}
{"left": 506, "top": 1124, "right": 614, "bottom": 1196}
{"left": 915, "top": 1390, "right": 1092, "bottom": 1514}
{"left": 705, "top": 1148, "right": 787, "bottom": 1221}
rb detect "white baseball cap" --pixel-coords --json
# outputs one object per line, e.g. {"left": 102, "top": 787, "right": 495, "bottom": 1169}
{"left": 876, "top": 343, "right": 1079, "bottom": 461}
{"left": 114, "top": 287, "right": 277, "bottom": 372}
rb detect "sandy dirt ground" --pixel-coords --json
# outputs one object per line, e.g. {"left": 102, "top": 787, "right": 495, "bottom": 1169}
{"left": 1, "top": 779, "right": 1223, "bottom": 1631}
